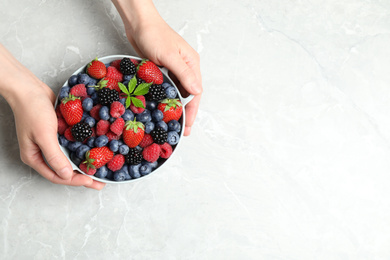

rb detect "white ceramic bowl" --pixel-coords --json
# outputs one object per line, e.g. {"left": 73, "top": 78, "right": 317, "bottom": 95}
{"left": 55, "top": 55, "right": 193, "bottom": 183}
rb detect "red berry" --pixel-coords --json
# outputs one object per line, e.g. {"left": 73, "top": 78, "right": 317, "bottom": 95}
{"left": 107, "top": 154, "right": 125, "bottom": 172}
{"left": 55, "top": 105, "right": 63, "bottom": 119}
{"left": 84, "top": 146, "right": 114, "bottom": 169}
{"left": 130, "top": 58, "right": 139, "bottom": 67}
{"left": 90, "top": 104, "right": 102, "bottom": 121}
{"left": 159, "top": 142, "right": 173, "bottom": 159}
{"left": 139, "top": 134, "right": 153, "bottom": 148}
{"left": 57, "top": 117, "right": 68, "bottom": 135}
{"left": 106, "top": 66, "right": 123, "bottom": 82}
{"left": 136, "top": 59, "right": 163, "bottom": 84}
{"left": 142, "top": 143, "right": 161, "bottom": 163}
{"left": 97, "top": 77, "right": 120, "bottom": 93}
{"left": 96, "top": 120, "right": 110, "bottom": 136}
{"left": 64, "top": 127, "right": 75, "bottom": 141}
{"left": 79, "top": 162, "right": 97, "bottom": 175}
{"left": 60, "top": 94, "right": 83, "bottom": 126}
{"left": 106, "top": 131, "right": 120, "bottom": 142}
{"left": 110, "top": 117, "right": 125, "bottom": 136}
{"left": 157, "top": 98, "right": 183, "bottom": 123}
{"left": 70, "top": 84, "right": 88, "bottom": 98}
{"left": 122, "top": 118, "right": 145, "bottom": 148}
{"left": 110, "top": 59, "right": 121, "bottom": 70}
{"left": 130, "top": 95, "right": 145, "bottom": 114}
{"left": 110, "top": 101, "right": 125, "bottom": 118}
{"left": 87, "top": 58, "right": 107, "bottom": 79}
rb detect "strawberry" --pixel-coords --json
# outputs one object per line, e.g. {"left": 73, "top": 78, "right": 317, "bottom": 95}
{"left": 86, "top": 58, "right": 107, "bottom": 79}
{"left": 106, "top": 66, "right": 123, "bottom": 82}
{"left": 122, "top": 118, "right": 145, "bottom": 148}
{"left": 84, "top": 146, "right": 113, "bottom": 170}
{"left": 142, "top": 143, "right": 161, "bottom": 163}
{"left": 107, "top": 154, "right": 125, "bottom": 172}
{"left": 157, "top": 98, "right": 183, "bottom": 123}
{"left": 136, "top": 59, "right": 163, "bottom": 84}
{"left": 97, "top": 77, "right": 120, "bottom": 93}
{"left": 60, "top": 94, "right": 83, "bottom": 126}
{"left": 79, "top": 162, "right": 97, "bottom": 175}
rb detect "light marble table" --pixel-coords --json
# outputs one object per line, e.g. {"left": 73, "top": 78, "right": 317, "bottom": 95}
{"left": 1, "top": 0, "right": 390, "bottom": 259}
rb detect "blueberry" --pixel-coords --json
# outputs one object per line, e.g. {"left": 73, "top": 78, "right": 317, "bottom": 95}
{"left": 59, "top": 86, "right": 70, "bottom": 100}
{"left": 142, "top": 160, "right": 158, "bottom": 169}
{"left": 122, "top": 109, "right": 134, "bottom": 121}
{"left": 144, "top": 121, "right": 155, "bottom": 134}
{"left": 84, "top": 116, "right": 96, "bottom": 128}
{"left": 86, "top": 137, "right": 96, "bottom": 148}
{"left": 129, "top": 164, "right": 141, "bottom": 179}
{"left": 75, "top": 144, "right": 90, "bottom": 159}
{"left": 123, "top": 74, "right": 134, "bottom": 81}
{"left": 167, "top": 131, "right": 180, "bottom": 145}
{"left": 122, "top": 80, "right": 130, "bottom": 87}
{"left": 122, "top": 166, "right": 131, "bottom": 180}
{"left": 113, "top": 170, "right": 126, "bottom": 181}
{"left": 119, "top": 144, "right": 129, "bottom": 155}
{"left": 156, "top": 121, "right": 168, "bottom": 132}
{"left": 118, "top": 140, "right": 124, "bottom": 146}
{"left": 167, "top": 120, "right": 181, "bottom": 132}
{"left": 67, "top": 141, "right": 82, "bottom": 152}
{"left": 165, "top": 86, "right": 177, "bottom": 99}
{"left": 77, "top": 73, "right": 91, "bottom": 85}
{"left": 95, "top": 165, "right": 108, "bottom": 179}
{"left": 139, "top": 164, "right": 152, "bottom": 176}
{"left": 87, "top": 86, "right": 96, "bottom": 95}
{"left": 58, "top": 135, "right": 69, "bottom": 147}
{"left": 99, "top": 106, "right": 110, "bottom": 120}
{"left": 88, "top": 78, "right": 98, "bottom": 86}
{"left": 68, "top": 75, "right": 78, "bottom": 87}
{"left": 95, "top": 135, "right": 109, "bottom": 147}
{"left": 81, "top": 112, "right": 89, "bottom": 121}
{"left": 162, "top": 82, "right": 173, "bottom": 90}
{"left": 152, "top": 110, "right": 164, "bottom": 122}
{"left": 91, "top": 92, "right": 98, "bottom": 104}
{"left": 119, "top": 98, "right": 126, "bottom": 106}
{"left": 106, "top": 170, "right": 114, "bottom": 180}
{"left": 70, "top": 152, "right": 82, "bottom": 166}
{"left": 135, "top": 109, "right": 151, "bottom": 123}
{"left": 146, "top": 100, "right": 157, "bottom": 111}
{"left": 82, "top": 97, "right": 93, "bottom": 111}
{"left": 109, "top": 117, "right": 116, "bottom": 124}
{"left": 135, "top": 146, "right": 143, "bottom": 152}
{"left": 109, "top": 140, "right": 119, "bottom": 152}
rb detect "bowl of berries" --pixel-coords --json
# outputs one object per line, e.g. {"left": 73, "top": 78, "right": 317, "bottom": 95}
{"left": 55, "top": 55, "right": 193, "bottom": 183}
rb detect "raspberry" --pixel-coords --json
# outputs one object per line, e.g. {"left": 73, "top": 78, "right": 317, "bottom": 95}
{"left": 79, "top": 162, "right": 97, "bottom": 175}
{"left": 159, "top": 142, "right": 173, "bottom": 159}
{"left": 142, "top": 143, "right": 161, "bottom": 163}
{"left": 106, "top": 131, "right": 120, "bottom": 142}
{"left": 70, "top": 84, "right": 88, "bottom": 98}
{"left": 139, "top": 134, "right": 153, "bottom": 148}
{"left": 90, "top": 104, "right": 102, "bottom": 120}
{"left": 106, "top": 66, "right": 123, "bottom": 82}
{"left": 64, "top": 127, "right": 75, "bottom": 141}
{"left": 110, "top": 101, "right": 125, "bottom": 118}
{"left": 55, "top": 105, "right": 63, "bottom": 119}
{"left": 107, "top": 154, "right": 125, "bottom": 172}
{"left": 57, "top": 117, "right": 68, "bottom": 135}
{"left": 110, "top": 117, "right": 125, "bottom": 135}
{"left": 130, "top": 58, "right": 139, "bottom": 67}
{"left": 130, "top": 95, "right": 146, "bottom": 114}
{"left": 96, "top": 120, "right": 110, "bottom": 136}
{"left": 110, "top": 59, "right": 121, "bottom": 70}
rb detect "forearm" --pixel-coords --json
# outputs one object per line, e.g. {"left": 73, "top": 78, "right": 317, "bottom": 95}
{"left": 111, "top": 0, "right": 163, "bottom": 35}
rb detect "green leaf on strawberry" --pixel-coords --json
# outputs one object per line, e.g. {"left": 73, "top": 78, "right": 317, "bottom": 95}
{"left": 118, "top": 76, "right": 151, "bottom": 109}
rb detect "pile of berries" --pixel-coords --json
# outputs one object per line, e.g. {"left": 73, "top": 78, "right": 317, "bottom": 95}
{"left": 56, "top": 57, "right": 183, "bottom": 181}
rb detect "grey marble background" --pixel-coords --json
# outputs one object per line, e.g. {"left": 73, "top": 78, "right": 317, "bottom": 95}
{"left": 1, "top": 0, "right": 390, "bottom": 259}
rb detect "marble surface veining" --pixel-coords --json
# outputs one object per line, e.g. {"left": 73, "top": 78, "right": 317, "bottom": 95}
{"left": 1, "top": 0, "right": 390, "bottom": 259}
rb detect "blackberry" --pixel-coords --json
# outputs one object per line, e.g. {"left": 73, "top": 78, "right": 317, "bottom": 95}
{"left": 97, "top": 88, "right": 119, "bottom": 106}
{"left": 125, "top": 148, "right": 143, "bottom": 165}
{"left": 120, "top": 58, "right": 136, "bottom": 75}
{"left": 137, "top": 77, "right": 145, "bottom": 86}
{"left": 71, "top": 122, "right": 92, "bottom": 142}
{"left": 151, "top": 127, "right": 168, "bottom": 144}
{"left": 146, "top": 84, "right": 166, "bottom": 101}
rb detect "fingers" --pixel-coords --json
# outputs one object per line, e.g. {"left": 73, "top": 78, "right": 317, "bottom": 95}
{"left": 183, "top": 94, "right": 201, "bottom": 136}
{"left": 36, "top": 133, "right": 73, "bottom": 180}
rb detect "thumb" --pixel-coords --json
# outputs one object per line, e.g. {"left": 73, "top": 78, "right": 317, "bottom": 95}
{"left": 37, "top": 132, "right": 73, "bottom": 180}
{"left": 160, "top": 54, "right": 202, "bottom": 95}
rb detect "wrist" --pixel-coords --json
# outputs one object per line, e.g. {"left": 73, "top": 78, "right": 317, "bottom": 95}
{"left": 111, "top": 0, "right": 161, "bottom": 35}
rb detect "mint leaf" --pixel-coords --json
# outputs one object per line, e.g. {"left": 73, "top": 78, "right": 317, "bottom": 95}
{"left": 133, "top": 82, "right": 151, "bottom": 96}
{"left": 128, "top": 76, "right": 137, "bottom": 93}
{"left": 118, "top": 82, "right": 129, "bottom": 94}
{"left": 130, "top": 96, "right": 145, "bottom": 108}
{"left": 126, "top": 97, "right": 132, "bottom": 108}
